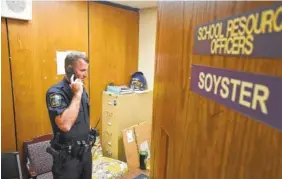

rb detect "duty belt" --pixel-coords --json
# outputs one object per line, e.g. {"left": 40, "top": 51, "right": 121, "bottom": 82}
{"left": 51, "top": 139, "right": 91, "bottom": 160}
{"left": 46, "top": 129, "right": 97, "bottom": 169}
{"left": 47, "top": 129, "right": 97, "bottom": 160}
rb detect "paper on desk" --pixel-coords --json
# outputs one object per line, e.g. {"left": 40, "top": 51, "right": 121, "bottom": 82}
{"left": 56, "top": 51, "right": 86, "bottom": 75}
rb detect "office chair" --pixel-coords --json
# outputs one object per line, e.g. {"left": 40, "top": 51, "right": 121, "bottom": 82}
{"left": 1, "top": 152, "right": 23, "bottom": 179}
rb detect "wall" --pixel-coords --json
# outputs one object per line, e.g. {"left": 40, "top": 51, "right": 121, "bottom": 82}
{"left": 1, "top": 1, "right": 138, "bottom": 161}
{"left": 151, "top": 1, "right": 282, "bottom": 179}
{"left": 1, "top": 19, "right": 17, "bottom": 152}
{"left": 138, "top": 8, "right": 157, "bottom": 90}
{"left": 5, "top": 1, "right": 88, "bottom": 157}
{"left": 89, "top": 2, "right": 139, "bottom": 131}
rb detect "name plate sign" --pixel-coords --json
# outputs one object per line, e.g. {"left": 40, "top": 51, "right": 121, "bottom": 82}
{"left": 193, "top": 3, "right": 282, "bottom": 58}
{"left": 190, "top": 65, "right": 282, "bottom": 131}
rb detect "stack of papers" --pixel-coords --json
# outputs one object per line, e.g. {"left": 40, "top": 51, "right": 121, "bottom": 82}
{"left": 106, "top": 85, "right": 134, "bottom": 95}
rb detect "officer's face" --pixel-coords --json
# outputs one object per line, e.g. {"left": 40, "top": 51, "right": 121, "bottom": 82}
{"left": 73, "top": 58, "right": 89, "bottom": 81}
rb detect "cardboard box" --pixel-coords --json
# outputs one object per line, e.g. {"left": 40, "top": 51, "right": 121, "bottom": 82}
{"left": 122, "top": 121, "right": 152, "bottom": 170}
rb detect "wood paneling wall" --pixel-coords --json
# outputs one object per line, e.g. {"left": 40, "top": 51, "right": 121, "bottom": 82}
{"left": 89, "top": 2, "right": 138, "bottom": 131}
{"left": 151, "top": 1, "right": 282, "bottom": 179}
{"left": 1, "top": 19, "right": 17, "bottom": 152}
{"left": 6, "top": 1, "right": 88, "bottom": 156}
{"left": 1, "top": 1, "right": 139, "bottom": 159}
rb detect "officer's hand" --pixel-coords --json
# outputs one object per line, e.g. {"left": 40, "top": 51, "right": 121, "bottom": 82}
{"left": 70, "top": 75, "right": 83, "bottom": 96}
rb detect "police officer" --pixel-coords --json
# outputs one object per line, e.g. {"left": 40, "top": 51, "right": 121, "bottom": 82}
{"left": 45, "top": 51, "right": 92, "bottom": 179}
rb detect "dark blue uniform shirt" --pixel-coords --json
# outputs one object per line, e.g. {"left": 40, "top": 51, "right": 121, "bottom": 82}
{"left": 46, "top": 78, "right": 90, "bottom": 144}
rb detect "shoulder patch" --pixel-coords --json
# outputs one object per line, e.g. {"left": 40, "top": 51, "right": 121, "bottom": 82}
{"left": 49, "top": 93, "right": 63, "bottom": 108}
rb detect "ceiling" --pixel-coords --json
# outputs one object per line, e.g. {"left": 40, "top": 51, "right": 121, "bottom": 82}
{"left": 106, "top": 1, "right": 158, "bottom": 9}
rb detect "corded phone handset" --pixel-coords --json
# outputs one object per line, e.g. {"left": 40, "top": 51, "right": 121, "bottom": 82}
{"left": 66, "top": 66, "right": 76, "bottom": 83}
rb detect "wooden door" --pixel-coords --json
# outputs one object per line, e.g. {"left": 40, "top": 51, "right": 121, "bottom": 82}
{"left": 1, "top": 19, "right": 17, "bottom": 152}
{"left": 151, "top": 1, "right": 282, "bottom": 179}
{"left": 89, "top": 2, "right": 138, "bottom": 131}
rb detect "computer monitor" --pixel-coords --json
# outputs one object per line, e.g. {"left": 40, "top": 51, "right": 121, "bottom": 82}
{"left": 1, "top": 152, "right": 23, "bottom": 179}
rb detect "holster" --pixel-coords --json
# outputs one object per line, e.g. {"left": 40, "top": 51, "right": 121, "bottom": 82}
{"left": 70, "top": 141, "right": 82, "bottom": 160}
{"left": 46, "top": 145, "right": 67, "bottom": 169}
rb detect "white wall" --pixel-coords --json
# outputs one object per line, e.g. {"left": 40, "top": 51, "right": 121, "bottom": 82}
{"left": 138, "top": 8, "right": 157, "bottom": 91}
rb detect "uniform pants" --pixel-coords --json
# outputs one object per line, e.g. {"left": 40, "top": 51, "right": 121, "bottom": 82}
{"left": 52, "top": 150, "right": 92, "bottom": 179}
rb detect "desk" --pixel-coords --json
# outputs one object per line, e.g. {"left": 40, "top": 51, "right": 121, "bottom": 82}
{"left": 120, "top": 169, "right": 149, "bottom": 179}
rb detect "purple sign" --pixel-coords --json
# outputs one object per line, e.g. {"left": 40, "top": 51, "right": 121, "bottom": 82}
{"left": 193, "top": 3, "right": 282, "bottom": 58}
{"left": 190, "top": 65, "right": 282, "bottom": 132}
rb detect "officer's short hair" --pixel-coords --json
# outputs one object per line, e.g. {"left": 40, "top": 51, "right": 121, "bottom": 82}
{"left": 64, "top": 51, "right": 89, "bottom": 70}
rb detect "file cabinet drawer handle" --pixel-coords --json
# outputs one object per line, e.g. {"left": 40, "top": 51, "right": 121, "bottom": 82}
{"left": 103, "top": 131, "right": 112, "bottom": 136}
{"left": 107, "top": 100, "right": 117, "bottom": 106}
{"left": 106, "top": 131, "right": 112, "bottom": 136}
{"left": 107, "top": 142, "right": 112, "bottom": 146}
{"left": 108, "top": 122, "right": 112, "bottom": 126}
{"left": 105, "top": 111, "right": 113, "bottom": 117}
{"left": 107, "top": 150, "right": 112, "bottom": 156}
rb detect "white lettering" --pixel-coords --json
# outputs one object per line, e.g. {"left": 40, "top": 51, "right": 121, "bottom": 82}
{"left": 213, "top": 75, "right": 222, "bottom": 95}
{"left": 252, "top": 84, "right": 269, "bottom": 114}
{"left": 198, "top": 72, "right": 205, "bottom": 89}
{"left": 239, "top": 81, "right": 253, "bottom": 108}
{"left": 197, "top": 71, "right": 269, "bottom": 115}
{"left": 230, "top": 79, "right": 241, "bottom": 102}
{"left": 205, "top": 73, "right": 213, "bottom": 92}
{"left": 220, "top": 77, "right": 230, "bottom": 99}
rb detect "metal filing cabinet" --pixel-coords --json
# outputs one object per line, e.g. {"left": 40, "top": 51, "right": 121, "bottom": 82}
{"left": 101, "top": 90, "right": 153, "bottom": 162}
